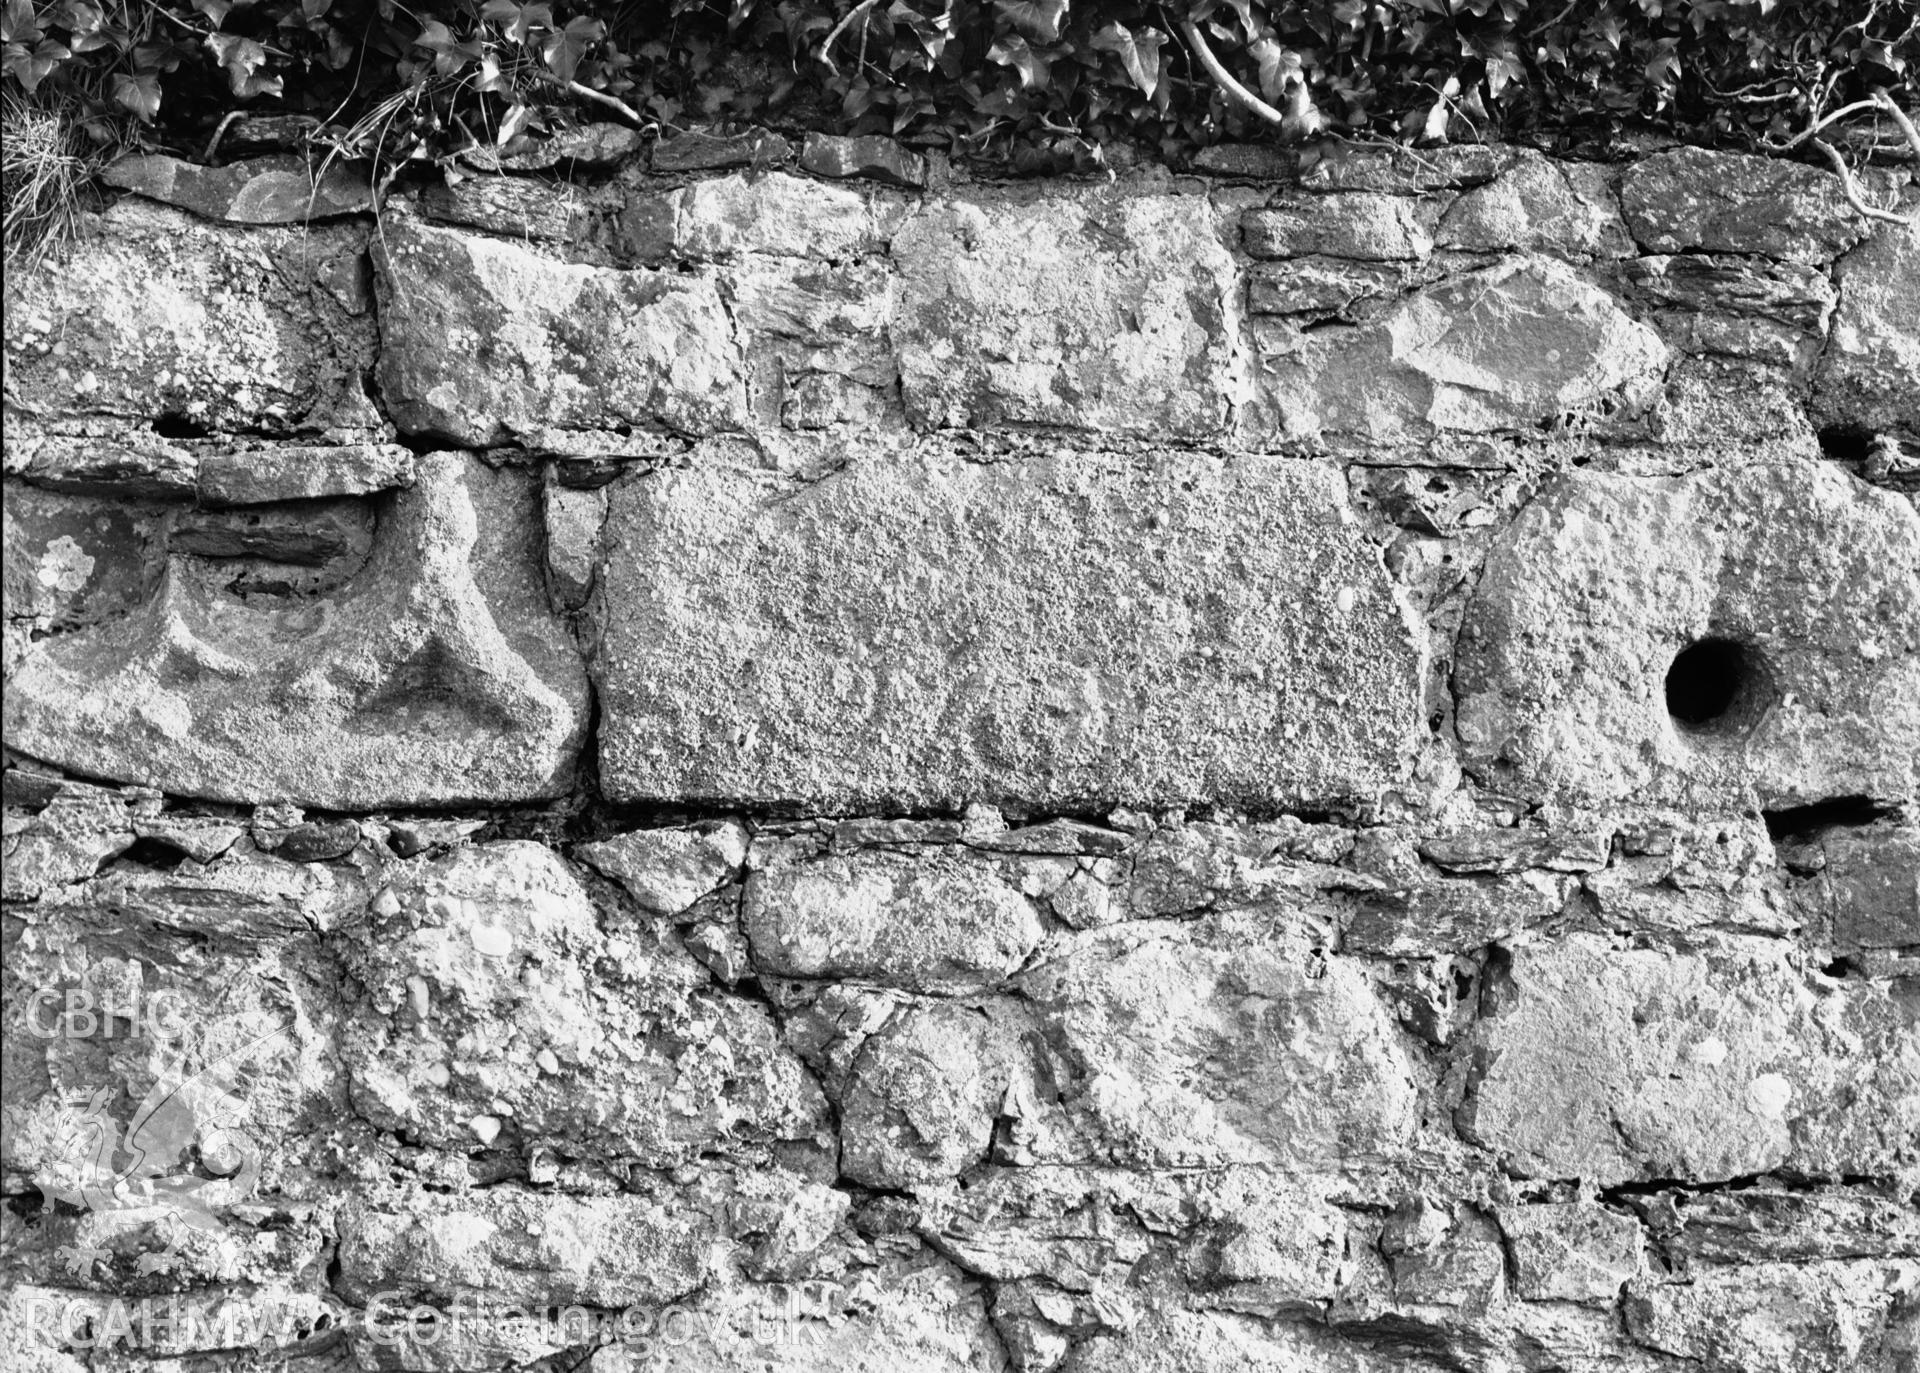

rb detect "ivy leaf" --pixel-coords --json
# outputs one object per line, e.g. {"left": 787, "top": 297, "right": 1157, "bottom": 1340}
{"left": 542, "top": 14, "right": 603, "bottom": 84}
{"left": 207, "top": 32, "right": 282, "bottom": 96}
{"left": 993, "top": 0, "right": 1065, "bottom": 45}
{"left": 890, "top": 0, "right": 951, "bottom": 62}
{"left": 1092, "top": 21, "right": 1162, "bottom": 100}
{"left": 109, "top": 67, "right": 161, "bottom": 118}
{"left": 987, "top": 30, "right": 1048, "bottom": 89}
{"left": 1, "top": 0, "right": 41, "bottom": 45}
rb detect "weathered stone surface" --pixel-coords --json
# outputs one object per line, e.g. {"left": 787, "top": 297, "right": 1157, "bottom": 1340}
{"left": 1623, "top": 1260, "right": 1919, "bottom": 1373}
{"left": 1016, "top": 922, "right": 1421, "bottom": 1167}
{"left": 1246, "top": 257, "right": 1424, "bottom": 318}
{"left": 103, "top": 153, "right": 373, "bottom": 223}
{"left": 1653, "top": 1185, "right": 1920, "bottom": 1264}
{"left": 1455, "top": 458, "right": 1920, "bottom": 807}
{"left": 800, "top": 132, "right": 927, "bottom": 187}
{"left": 1620, "top": 147, "right": 1868, "bottom": 264}
{"left": 0, "top": 786, "right": 135, "bottom": 899}
{"left": 595, "top": 450, "right": 1423, "bottom": 811}
{"left": 541, "top": 479, "right": 606, "bottom": 610}
{"left": 724, "top": 257, "right": 896, "bottom": 425}
{"left": 418, "top": 175, "right": 584, "bottom": 241}
{"left": 744, "top": 849, "right": 1044, "bottom": 993}
{"left": 3, "top": 485, "right": 166, "bottom": 633}
{"left": 891, "top": 192, "right": 1238, "bottom": 437}
{"left": 625, "top": 172, "right": 887, "bottom": 262}
{"left": 1622, "top": 253, "right": 1835, "bottom": 368}
{"left": 195, "top": 443, "right": 414, "bottom": 506}
{"left": 1301, "top": 144, "right": 1507, "bottom": 193}
{"left": 6, "top": 431, "right": 199, "bottom": 499}
{"left": 575, "top": 822, "right": 748, "bottom": 916}
{"left": 650, "top": 126, "right": 792, "bottom": 172}
{"left": 1813, "top": 220, "right": 1920, "bottom": 439}
{"left": 338, "top": 1188, "right": 710, "bottom": 1308}
{"left": 1251, "top": 256, "right": 1667, "bottom": 443}
{"left": 1244, "top": 193, "right": 1435, "bottom": 260}
{"left": 1456, "top": 935, "right": 1920, "bottom": 1185}
{"left": 836, "top": 1001, "right": 1009, "bottom": 1188}
{"left": 373, "top": 216, "right": 746, "bottom": 444}
{"left": 1436, "top": 152, "right": 1629, "bottom": 256}
{"left": 1496, "top": 1203, "right": 1643, "bottom": 1303}
{"left": 1193, "top": 143, "right": 1293, "bottom": 178}
{"left": 338, "top": 841, "right": 828, "bottom": 1163}
{"left": 169, "top": 502, "right": 369, "bottom": 565}
{"left": 2, "top": 202, "right": 379, "bottom": 435}
{"left": 3, "top": 453, "right": 590, "bottom": 807}
{"left": 1810, "top": 823, "right": 1920, "bottom": 953}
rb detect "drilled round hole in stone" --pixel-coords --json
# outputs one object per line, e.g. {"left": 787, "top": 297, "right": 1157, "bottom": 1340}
{"left": 1665, "top": 637, "right": 1755, "bottom": 732}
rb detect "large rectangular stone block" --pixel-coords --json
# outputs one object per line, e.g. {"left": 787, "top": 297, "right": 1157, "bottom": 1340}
{"left": 594, "top": 450, "right": 1424, "bottom": 811}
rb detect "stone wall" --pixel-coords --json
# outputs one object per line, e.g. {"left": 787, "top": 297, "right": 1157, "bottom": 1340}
{"left": 4, "top": 131, "right": 1918, "bottom": 1373}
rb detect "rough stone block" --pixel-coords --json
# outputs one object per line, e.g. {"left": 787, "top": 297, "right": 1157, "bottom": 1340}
{"left": 1435, "top": 151, "right": 1629, "bottom": 256}
{"left": 337, "top": 841, "right": 828, "bottom": 1164}
{"left": 195, "top": 444, "right": 415, "bottom": 506}
{"left": 337, "top": 1188, "right": 710, "bottom": 1308}
{"left": 743, "top": 849, "right": 1044, "bottom": 993}
{"left": 1622, "top": 253, "right": 1834, "bottom": 369}
{"left": 1016, "top": 924, "right": 1420, "bottom": 1167}
{"left": 1623, "top": 1260, "right": 1920, "bottom": 1373}
{"left": 1244, "top": 193, "right": 1435, "bottom": 260}
{"left": 1455, "top": 458, "right": 1920, "bottom": 807}
{"left": 373, "top": 216, "right": 746, "bottom": 445}
{"left": 625, "top": 172, "right": 886, "bottom": 262}
{"left": 1813, "top": 220, "right": 1920, "bottom": 439}
{"left": 594, "top": 449, "right": 1424, "bottom": 812}
{"left": 1496, "top": 1203, "right": 1643, "bottom": 1303}
{"left": 575, "top": 822, "right": 748, "bottom": 916}
{"left": 1252, "top": 256, "right": 1667, "bottom": 443}
{"left": 837, "top": 1001, "right": 1006, "bottom": 1188}
{"left": 3, "top": 453, "right": 591, "bottom": 808}
{"left": 800, "top": 131, "right": 927, "bottom": 187}
{"left": 650, "top": 126, "right": 793, "bottom": 172}
{"left": 1620, "top": 146, "right": 1868, "bottom": 264}
{"left": 2, "top": 202, "right": 378, "bottom": 436}
{"left": 891, "top": 192, "right": 1239, "bottom": 437}
{"left": 1456, "top": 935, "right": 1920, "bottom": 1185}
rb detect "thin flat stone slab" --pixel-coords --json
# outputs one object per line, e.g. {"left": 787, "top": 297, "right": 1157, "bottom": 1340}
{"left": 2, "top": 202, "right": 378, "bottom": 436}
{"left": 1455, "top": 457, "right": 1920, "bottom": 808}
{"left": 102, "top": 152, "right": 373, "bottom": 223}
{"left": 890, "top": 192, "right": 1240, "bottom": 438}
{"left": 595, "top": 449, "right": 1423, "bottom": 811}
{"left": 372, "top": 215, "right": 747, "bottom": 445}
{"left": 4, "top": 453, "right": 589, "bottom": 808}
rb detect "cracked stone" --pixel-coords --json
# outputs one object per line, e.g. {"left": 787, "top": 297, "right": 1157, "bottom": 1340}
{"left": 1435, "top": 151, "right": 1630, "bottom": 256}
{"left": 623, "top": 172, "right": 887, "bottom": 262}
{"left": 800, "top": 132, "right": 927, "bottom": 187}
{"left": 3, "top": 453, "right": 590, "bottom": 808}
{"left": 1623, "top": 1260, "right": 1920, "bottom": 1373}
{"left": 1496, "top": 1202, "right": 1643, "bottom": 1303}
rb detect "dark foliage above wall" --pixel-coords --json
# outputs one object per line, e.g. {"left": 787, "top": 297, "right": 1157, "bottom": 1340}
{"left": 4, "top": 0, "right": 1917, "bottom": 171}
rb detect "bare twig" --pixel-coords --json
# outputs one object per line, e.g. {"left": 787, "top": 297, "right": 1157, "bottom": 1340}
{"left": 1180, "top": 18, "right": 1287, "bottom": 125}
{"left": 524, "top": 66, "right": 646, "bottom": 127}
{"left": 819, "top": 0, "right": 880, "bottom": 77}
{"left": 1759, "top": 97, "right": 1886, "bottom": 152}
{"left": 1872, "top": 88, "right": 1920, "bottom": 163}
{"left": 1811, "top": 137, "right": 1915, "bottom": 226}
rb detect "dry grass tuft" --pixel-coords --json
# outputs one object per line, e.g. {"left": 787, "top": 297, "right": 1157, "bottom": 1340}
{"left": 3, "top": 91, "right": 92, "bottom": 273}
